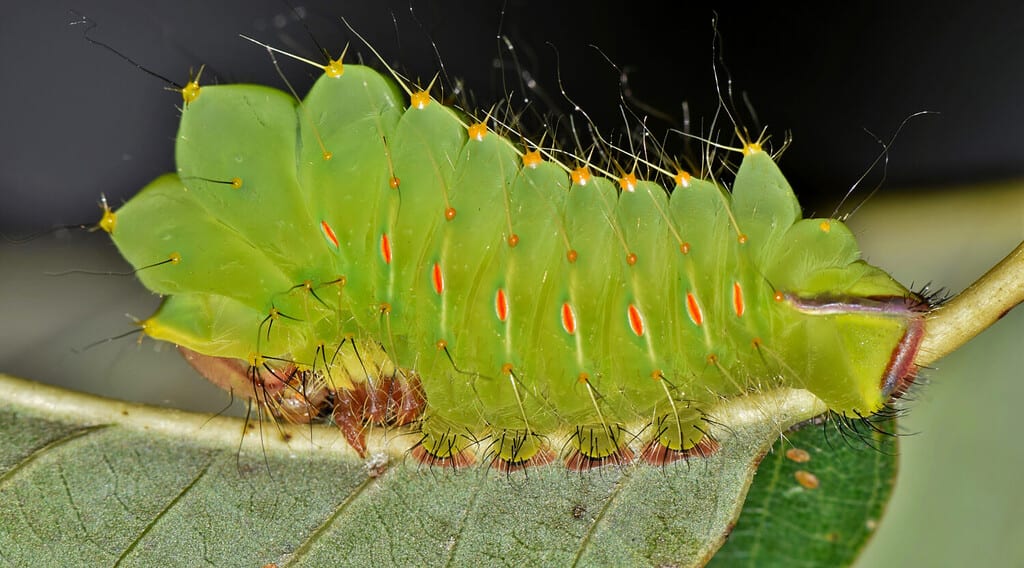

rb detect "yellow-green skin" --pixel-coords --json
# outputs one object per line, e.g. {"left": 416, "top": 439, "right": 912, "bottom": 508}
{"left": 107, "top": 63, "right": 916, "bottom": 461}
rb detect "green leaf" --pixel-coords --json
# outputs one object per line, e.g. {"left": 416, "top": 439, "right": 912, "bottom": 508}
{"left": 709, "top": 418, "right": 897, "bottom": 567}
{"left": 0, "top": 373, "right": 825, "bottom": 567}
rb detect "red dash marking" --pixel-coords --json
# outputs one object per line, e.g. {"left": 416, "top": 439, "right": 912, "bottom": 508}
{"left": 320, "top": 220, "right": 339, "bottom": 249}
{"left": 561, "top": 302, "right": 577, "bottom": 335}
{"left": 686, "top": 292, "right": 703, "bottom": 326}
{"left": 628, "top": 304, "right": 644, "bottom": 337}
{"left": 432, "top": 263, "right": 444, "bottom": 294}
{"left": 733, "top": 282, "right": 745, "bottom": 317}
{"left": 380, "top": 233, "right": 392, "bottom": 264}
{"left": 496, "top": 288, "right": 509, "bottom": 322}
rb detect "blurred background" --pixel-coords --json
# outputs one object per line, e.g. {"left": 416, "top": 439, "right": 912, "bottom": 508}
{"left": 0, "top": 1, "right": 1021, "bottom": 565}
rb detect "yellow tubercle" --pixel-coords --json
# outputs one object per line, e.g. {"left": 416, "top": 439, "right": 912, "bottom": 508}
{"left": 410, "top": 91, "right": 431, "bottom": 109}
{"left": 324, "top": 59, "right": 344, "bottom": 78}
{"left": 742, "top": 142, "right": 762, "bottom": 155}
{"left": 467, "top": 122, "right": 487, "bottom": 141}
{"left": 179, "top": 65, "right": 205, "bottom": 105}
{"left": 97, "top": 200, "right": 117, "bottom": 234}
{"left": 180, "top": 80, "right": 201, "bottom": 104}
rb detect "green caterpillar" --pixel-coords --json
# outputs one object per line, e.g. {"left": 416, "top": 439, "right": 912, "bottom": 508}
{"left": 99, "top": 48, "right": 925, "bottom": 471}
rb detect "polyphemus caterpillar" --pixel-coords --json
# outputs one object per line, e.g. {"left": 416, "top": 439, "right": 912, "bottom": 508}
{"left": 98, "top": 41, "right": 926, "bottom": 472}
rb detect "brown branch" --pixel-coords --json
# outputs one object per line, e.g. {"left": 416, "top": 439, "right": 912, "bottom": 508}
{"left": 916, "top": 240, "right": 1024, "bottom": 368}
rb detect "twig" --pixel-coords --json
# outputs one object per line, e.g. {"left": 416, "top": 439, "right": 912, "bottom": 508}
{"left": 916, "top": 240, "right": 1024, "bottom": 368}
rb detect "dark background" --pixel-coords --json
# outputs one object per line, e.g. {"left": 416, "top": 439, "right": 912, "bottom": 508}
{"left": 1, "top": 0, "right": 1023, "bottom": 232}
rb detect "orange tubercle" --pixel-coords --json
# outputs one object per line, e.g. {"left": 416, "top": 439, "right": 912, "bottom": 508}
{"left": 522, "top": 150, "right": 543, "bottom": 168}
{"left": 570, "top": 167, "right": 591, "bottom": 185}
{"left": 467, "top": 122, "right": 487, "bottom": 141}
{"left": 410, "top": 91, "right": 431, "bottom": 109}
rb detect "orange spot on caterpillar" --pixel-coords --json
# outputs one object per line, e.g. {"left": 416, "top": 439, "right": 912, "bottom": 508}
{"left": 495, "top": 288, "right": 509, "bottom": 322}
{"left": 628, "top": 304, "right": 644, "bottom": 337}
{"left": 752, "top": 337, "right": 762, "bottom": 348}
{"left": 522, "top": 150, "right": 543, "bottom": 168}
{"left": 444, "top": 207, "right": 457, "bottom": 221}
{"left": 501, "top": 363, "right": 514, "bottom": 375}
{"left": 321, "top": 151, "right": 332, "bottom": 161}
{"left": 432, "top": 262, "right": 444, "bottom": 294}
{"left": 733, "top": 282, "right": 745, "bottom": 317}
{"left": 794, "top": 470, "right": 820, "bottom": 490}
{"left": 619, "top": 173, "right": 637, "bottom": 191}
{"left": 651, "top": 370, "right": 663, "bottom": 381}
{"left": 626, "top": 252, "right": 638, "bottom": 266}
{"left": 774, "top": 291, "right": 785, "bottom": 302}
{"left": 567, "top": 249, "right": 578, "bottom": 263}
{"left": 674, "top": 170, "right": 692, "bottom": 187}
{"left": 320, "top": 220, "right": 339, "bottom": 249}
{"left": 570, "top": 167, "right": 591, "bottom": 185}
{"left": 168, "top": 252, "right": 182, "bottom": 264}
{"left": 786, "top": 448, "right": 811, "bottom": 463}
{"left": 379, "top": 302, "right": 391, "bottom": 314}
{"left": 707, "top": 353, "right": 718, "bottom": 365}
{"left": 323, "top": 59, "right": 344, "bottom": 78}
{"left": 507, "top": 233, "right": 519, "bottom": 247}
{"left": 743, "top": 142, "right": 762, "bottom": 155}
{"left": 577, "top": 372, "right": 589, "bottom": 384}
{"left": 737, "top": 234, "right": 748, "bottom": 244}
{"left": 561, "top": 302, "right": 577, "bottom": 335}
{"left": 389, "top": 176, "right": 400, "bottom": 189}
{"left": 410, "top": 91, "right": 430, "bottom": 109}
{"left": 686, "top": 292, "right": 703, "bottom": 325}
{"left": 436, "top": 339, "right": 447, "bottom": 350}
{"left": 467, "top": 122, "right": 487, "bottom": 140}
{"left": 819, "top": 220, "right": 832, "bottom": 233}
{"left": 380, "top": 233, "right": 392, "bottom": 264}
{"left": 680, "top": 242, "right": 691, "bottom": 254}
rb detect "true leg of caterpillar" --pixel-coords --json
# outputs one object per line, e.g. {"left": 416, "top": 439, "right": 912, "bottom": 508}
{"left": 178, "top": 346, "right": 330, "bottom": 424}
{"left": 332, "top": 367, "right": 426, "bottom": 459}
